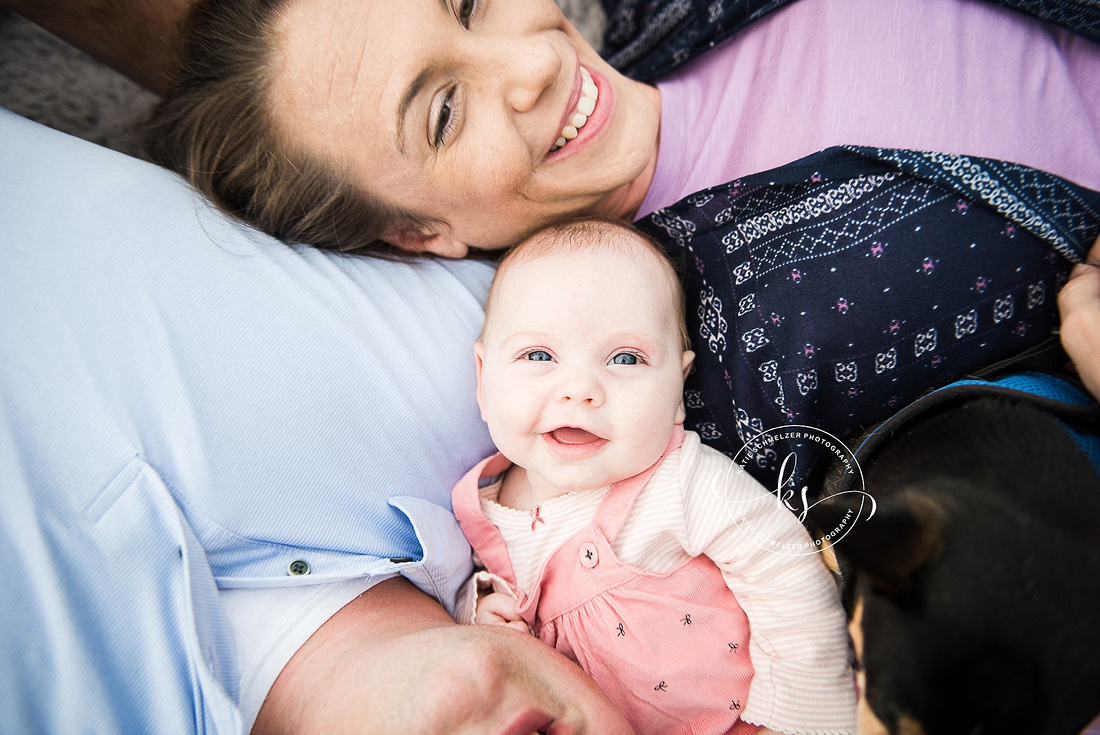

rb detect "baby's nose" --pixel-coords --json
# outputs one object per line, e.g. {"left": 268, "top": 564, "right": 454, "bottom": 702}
{"left": 556, "top": 368, "right": 604, "bottom": 406}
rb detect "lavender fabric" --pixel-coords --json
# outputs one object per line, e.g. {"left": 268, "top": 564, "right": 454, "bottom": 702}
{"left": 601, "top": 0, "right": 1100, "bottom": 82}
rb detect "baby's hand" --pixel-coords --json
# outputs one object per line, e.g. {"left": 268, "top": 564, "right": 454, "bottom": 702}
{"left": 475, "top": 591, "right": 530, "bottom": 633}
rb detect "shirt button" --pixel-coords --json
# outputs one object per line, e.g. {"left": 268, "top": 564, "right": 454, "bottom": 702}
{"left": 579, "top": 543, "right": 599, "bottom": 568}
{"left": 287, "top": 559, "right": 311, "bottom": 576}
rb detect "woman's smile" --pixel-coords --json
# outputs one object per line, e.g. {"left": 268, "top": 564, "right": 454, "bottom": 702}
{"left": 548, "top": 65, "right": 600, "bottom": 154}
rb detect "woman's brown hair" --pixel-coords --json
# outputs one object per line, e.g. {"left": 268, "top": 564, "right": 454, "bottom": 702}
{"left": 145, "top": 0, "right": 425, "bottom": 256}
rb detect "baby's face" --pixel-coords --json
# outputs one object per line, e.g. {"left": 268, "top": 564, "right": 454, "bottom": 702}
{"left": 476, "top": 244, "right": 693, "bottom": 495}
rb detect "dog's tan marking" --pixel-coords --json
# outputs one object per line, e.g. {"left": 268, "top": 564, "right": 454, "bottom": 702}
{"left": 851, "top": 596, "right": 888, "bottom": 735}
{"left": 850, "top": 596, "right": 928, "bottom": 735}
{"left": 896, "top": 715, "right": 927, "bottom": 735}
{"left": 819, "top": 536, "right": 840, "bottom": 574}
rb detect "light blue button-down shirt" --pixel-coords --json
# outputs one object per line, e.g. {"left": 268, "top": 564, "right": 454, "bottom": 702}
{"left": 0, "top": 109, "right": 497, "bottom": 733}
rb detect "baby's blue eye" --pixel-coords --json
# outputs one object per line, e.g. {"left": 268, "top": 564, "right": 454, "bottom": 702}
{"left": 611, "top": 353, "right": 638, "bottom": 365}
{"left": 525, "top": 350, "right": 552, "bottom": 362}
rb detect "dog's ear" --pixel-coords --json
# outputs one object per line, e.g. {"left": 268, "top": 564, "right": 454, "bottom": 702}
{"left": 815, "top": 490, "right": 944, "bottom": 600}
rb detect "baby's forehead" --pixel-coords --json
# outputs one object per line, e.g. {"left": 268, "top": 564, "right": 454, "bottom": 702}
{"left": 480, "top": 221, "right": 686, "bottom": 340}
{"left": 502, "top": 228, "right": 671, "bottom": 286}
{"left": 495, "top": 246, "right": 672, "bottom": 307}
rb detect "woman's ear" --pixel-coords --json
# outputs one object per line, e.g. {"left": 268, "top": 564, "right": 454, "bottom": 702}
{"left": 384, "top": 225, "right": 470, "bottom": 258}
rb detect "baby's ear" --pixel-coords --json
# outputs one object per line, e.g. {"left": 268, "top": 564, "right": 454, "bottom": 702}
{"left": 384, "top": 225, "right": 470, "bottom": 258}
{"left": 681, "top": 350, "right": 695, "bottom": 378}
{"left": 676, "top": 351, "right": 695, "bottom": 424}
{"left": 474, "top": 342, "right": 489, "bottom": 422}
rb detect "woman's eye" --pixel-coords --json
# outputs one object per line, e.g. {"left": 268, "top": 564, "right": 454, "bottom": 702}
{"left": 610, "top": 353, "right": 639, "bottom": 365}
{"left": 524, "top": 350, "right": 552, "bottom": 362}
{"left": 432, "top": 87, "right": 457, "bottom": 148}
{"left": 458, "top": 0, "right": 476, "bottom": 27}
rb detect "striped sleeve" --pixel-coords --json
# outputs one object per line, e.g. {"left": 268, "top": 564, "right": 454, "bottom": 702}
{"left": 676, "top": 433, "right": 857, "bottom": 735}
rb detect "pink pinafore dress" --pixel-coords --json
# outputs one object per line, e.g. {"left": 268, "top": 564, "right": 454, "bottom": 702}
{"left": 453, "top": 428, "right": 759, "bottom": 735}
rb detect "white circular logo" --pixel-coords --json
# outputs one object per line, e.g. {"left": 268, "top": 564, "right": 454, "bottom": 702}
{"left": 714, "top": 425, "right": 875, "bottom": 557}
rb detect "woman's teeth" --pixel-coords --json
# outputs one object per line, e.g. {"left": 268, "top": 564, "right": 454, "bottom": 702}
{"left": 551, "top": 66, "right": 598, "bottom": 152}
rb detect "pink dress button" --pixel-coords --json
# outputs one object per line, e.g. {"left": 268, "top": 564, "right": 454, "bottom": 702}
{"left": 579, "top": 542, "right": 599, "bottom": 568}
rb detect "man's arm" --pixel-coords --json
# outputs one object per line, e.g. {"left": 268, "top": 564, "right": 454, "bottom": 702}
{"left": 1, "top": 0, "right": 195, "bottom": 95}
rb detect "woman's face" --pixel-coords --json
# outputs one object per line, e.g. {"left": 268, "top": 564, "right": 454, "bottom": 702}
{"left": 271, "top": 0, "right": 661, "bottom": 254}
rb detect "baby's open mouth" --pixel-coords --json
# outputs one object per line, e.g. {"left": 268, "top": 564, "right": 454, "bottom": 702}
{"left": 550, "top": 427, "right": 602, "bottom": 444}
{"left": 549, "top": 66, "right": 598, "bottom": 153}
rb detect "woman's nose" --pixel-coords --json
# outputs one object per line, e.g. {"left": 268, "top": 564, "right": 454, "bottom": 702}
{"left": 498, "top": 34, "right": 561, "bottom": 113}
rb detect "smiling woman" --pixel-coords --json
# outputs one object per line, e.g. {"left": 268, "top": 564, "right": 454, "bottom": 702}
{"left": 268, "top": 0, "right": 659, "bottom": 254}
{"left": 147, "top": 0, "right": 660, "bottom": 256}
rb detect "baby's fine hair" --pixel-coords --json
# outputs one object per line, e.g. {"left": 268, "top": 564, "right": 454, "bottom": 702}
{"left": 483, "top": 216, "right": 691, "bottom": 352}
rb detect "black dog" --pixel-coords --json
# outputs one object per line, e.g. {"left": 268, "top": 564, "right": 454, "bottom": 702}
{"left": 814, "top": 374, "right": 1100, "bottom": 735}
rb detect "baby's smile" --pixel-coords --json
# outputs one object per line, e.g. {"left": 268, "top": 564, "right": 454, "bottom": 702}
{"left": 541, "top": 426, "right": 607, "bottom": 458}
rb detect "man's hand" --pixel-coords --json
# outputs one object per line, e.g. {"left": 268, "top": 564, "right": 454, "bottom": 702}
{"left": 1058, "top": 235, "right": 1100, "bottom": 401}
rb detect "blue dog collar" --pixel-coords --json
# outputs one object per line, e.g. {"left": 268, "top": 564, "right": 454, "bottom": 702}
{"left": 851, "top": 371, "right": 1100, "bottom": 476}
